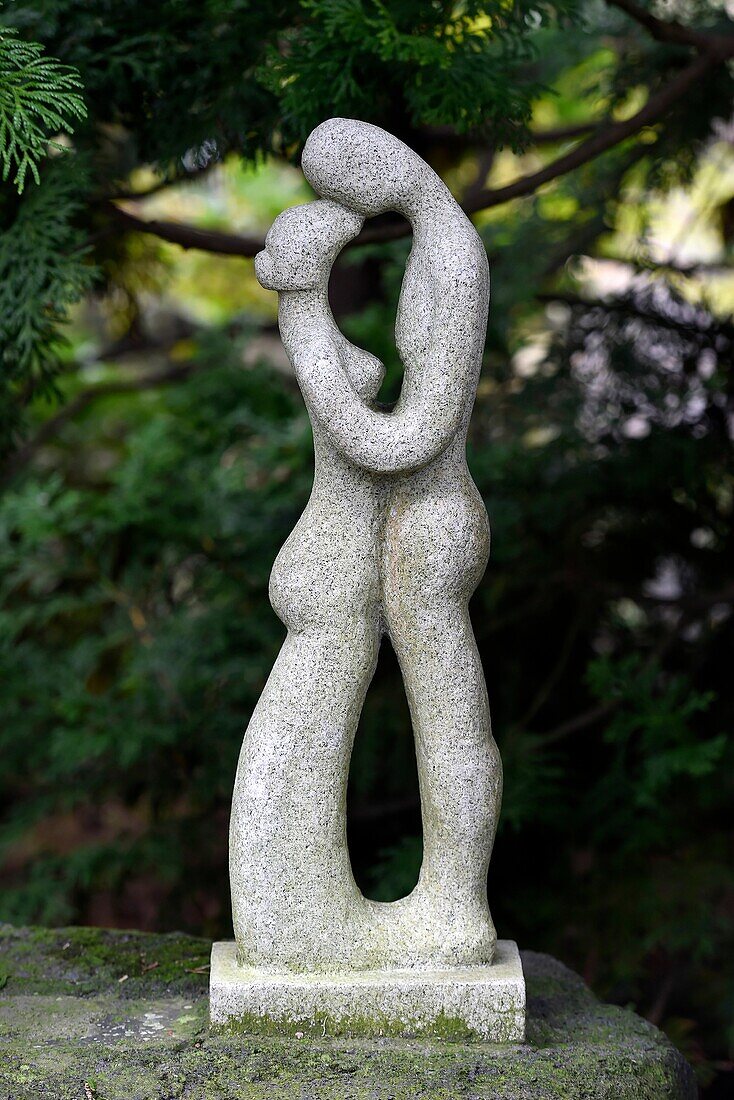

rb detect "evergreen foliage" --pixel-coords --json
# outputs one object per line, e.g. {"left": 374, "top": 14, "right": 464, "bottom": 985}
{"left": 258, "top": 0, "right": 571, "bottom": 146}
{"left": 0, "top": 24, "right": 85, "bottom": 191}
{"left": 0, "top": 159, "right": 93, "bottom": 451}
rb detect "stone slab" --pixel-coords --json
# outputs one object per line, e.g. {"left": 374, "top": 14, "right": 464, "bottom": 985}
{"left": 209, "top": 938, "right": 525, "bottom": 1041}
{"left": 0, "top": 924, "right": 697, "bottom": 1100}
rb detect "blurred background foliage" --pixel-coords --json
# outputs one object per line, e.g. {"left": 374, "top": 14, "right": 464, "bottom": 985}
{"left": 1, "top": 0, "right": 733, "bottom": 1093}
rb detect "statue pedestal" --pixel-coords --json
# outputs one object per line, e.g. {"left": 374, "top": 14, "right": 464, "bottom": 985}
{"left": 209, "top": 939, "right": 525, "bottom": 1041}
{"left": 1, "top": 926, "right": 697, "bottom": 1099}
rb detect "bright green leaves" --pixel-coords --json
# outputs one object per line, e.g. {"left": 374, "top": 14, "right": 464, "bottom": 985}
{"left": 0, "top": 27, "right": 86, "bottom": 192}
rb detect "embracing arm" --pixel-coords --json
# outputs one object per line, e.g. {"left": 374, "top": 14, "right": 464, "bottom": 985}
{"left": 294, "top": 341, "right": 468, "bottom": 474}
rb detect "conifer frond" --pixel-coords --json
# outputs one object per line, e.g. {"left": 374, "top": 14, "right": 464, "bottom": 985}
{"left": 0, "top": 27, "right": 86, "bottom": 192}
{"left": 0, "top": 160, "right": 94, "bottom": 455}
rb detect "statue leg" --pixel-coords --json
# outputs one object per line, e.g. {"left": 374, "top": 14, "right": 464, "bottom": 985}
{"left": 229, "top": 609, "right": 381, "bottom": 971}
{"left": 381, "top": 495, "right": 502, "bottom": 966}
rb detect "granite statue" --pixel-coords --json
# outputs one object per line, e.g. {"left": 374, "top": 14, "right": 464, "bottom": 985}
{"left": 228, "top": 118, "right": 502, "bottom": 975}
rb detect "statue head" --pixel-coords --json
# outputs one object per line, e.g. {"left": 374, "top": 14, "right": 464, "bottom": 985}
{"left": 254, "top": 199, "right": 363, "bottom": 292}
{"left": 301, "top": 118, "right": 418, "bottom": 217}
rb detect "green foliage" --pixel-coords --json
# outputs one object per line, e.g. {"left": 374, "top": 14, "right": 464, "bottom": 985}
{"left": 0, "top": 0, "right": 591, "bottom": 387}
{"left": 587, "top": 655, "right": 723, "bottom": 828}
{"left": 6, "top": 0, "right": 298, "bottom": 166}
{"left": 0, "top": 159, "right": 93, "bottom": 456}
{"left": 258, "top": 0, "right": 569, "bottom": 148}
{"left": 498, "top": 731, "right": 567, "bottom": 832}
{"left": 0, "top": 14, "right": 91, "bottom": 457}
{"left": 0, "top": 335, "right": 311, "bottom": 926}
{"left": 0, "top": 24, "right": 85, "bottom": 191}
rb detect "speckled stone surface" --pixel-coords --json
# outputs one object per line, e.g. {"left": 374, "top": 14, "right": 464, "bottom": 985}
{"left": 229, "top": 118, "right": 501, "bottom": 988}
{"left": 0, "top": 926, "right": 697, "bottom": 1100}
{"left": 209, "top": 940, "right": 525, "bottom": 1041}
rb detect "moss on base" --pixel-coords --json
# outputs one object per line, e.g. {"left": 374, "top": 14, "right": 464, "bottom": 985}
{"left": 0, "top": 924, "right": 695, "bottom": 1100}
{"left": 212, "top": 1005, "right": 503, "bottom": 1041}
{"left": 0, "top": 922, "right": 210, "bottom": 999}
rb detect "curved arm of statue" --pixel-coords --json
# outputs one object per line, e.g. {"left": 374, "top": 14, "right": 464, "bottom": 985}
{"left": 292, "top": 338, "right": 465, "bottom": 475}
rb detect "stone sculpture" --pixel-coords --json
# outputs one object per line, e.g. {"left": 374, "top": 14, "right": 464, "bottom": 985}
{"left": 212, "top": 119, "right": 524, "bottom": 1040}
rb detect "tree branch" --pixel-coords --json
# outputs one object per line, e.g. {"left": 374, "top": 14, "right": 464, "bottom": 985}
{"left": 421, "top": 121, "right": 598, "bottom": 147}
{"left": 108, "top": 123, "right": 593, "bottom": 227}
{"left": 464, "top": 52, "right": 719, "bottom": 215}
{"left": 2, "top": 360, "right": 203, "bottom": 486}
{"left": 106, "top": 202, "right": 267, "bottom": 257}
{"left": 415, "top": 35, "right": 731, "bottom": 227}
{"left": 605, "top": 0, "right": 734, "bottom": 56}
{"left": 529, "top": 122, "right": 598, "bottom": 145}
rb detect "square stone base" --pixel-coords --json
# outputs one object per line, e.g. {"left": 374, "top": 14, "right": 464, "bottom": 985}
{"left": 209, "top": 939, "right": 525, "bottom": 1042}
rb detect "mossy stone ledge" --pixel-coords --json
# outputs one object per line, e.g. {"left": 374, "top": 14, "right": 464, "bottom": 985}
{"left": 0, "top": 924, "right": 695, "bottom": 1100}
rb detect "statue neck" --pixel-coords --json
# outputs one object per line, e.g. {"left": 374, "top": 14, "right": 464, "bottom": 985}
{"left": 278, "top": 285, "right": 338, "bottom": 360}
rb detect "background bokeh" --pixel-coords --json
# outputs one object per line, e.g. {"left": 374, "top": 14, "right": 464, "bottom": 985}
{"left": 1, "top": 1, "right": 732, "bottom": 1094}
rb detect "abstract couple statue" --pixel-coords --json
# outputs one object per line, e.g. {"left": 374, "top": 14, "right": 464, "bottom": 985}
{"left": 212, "top": 119, "right": 525, "bottom": 1041}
